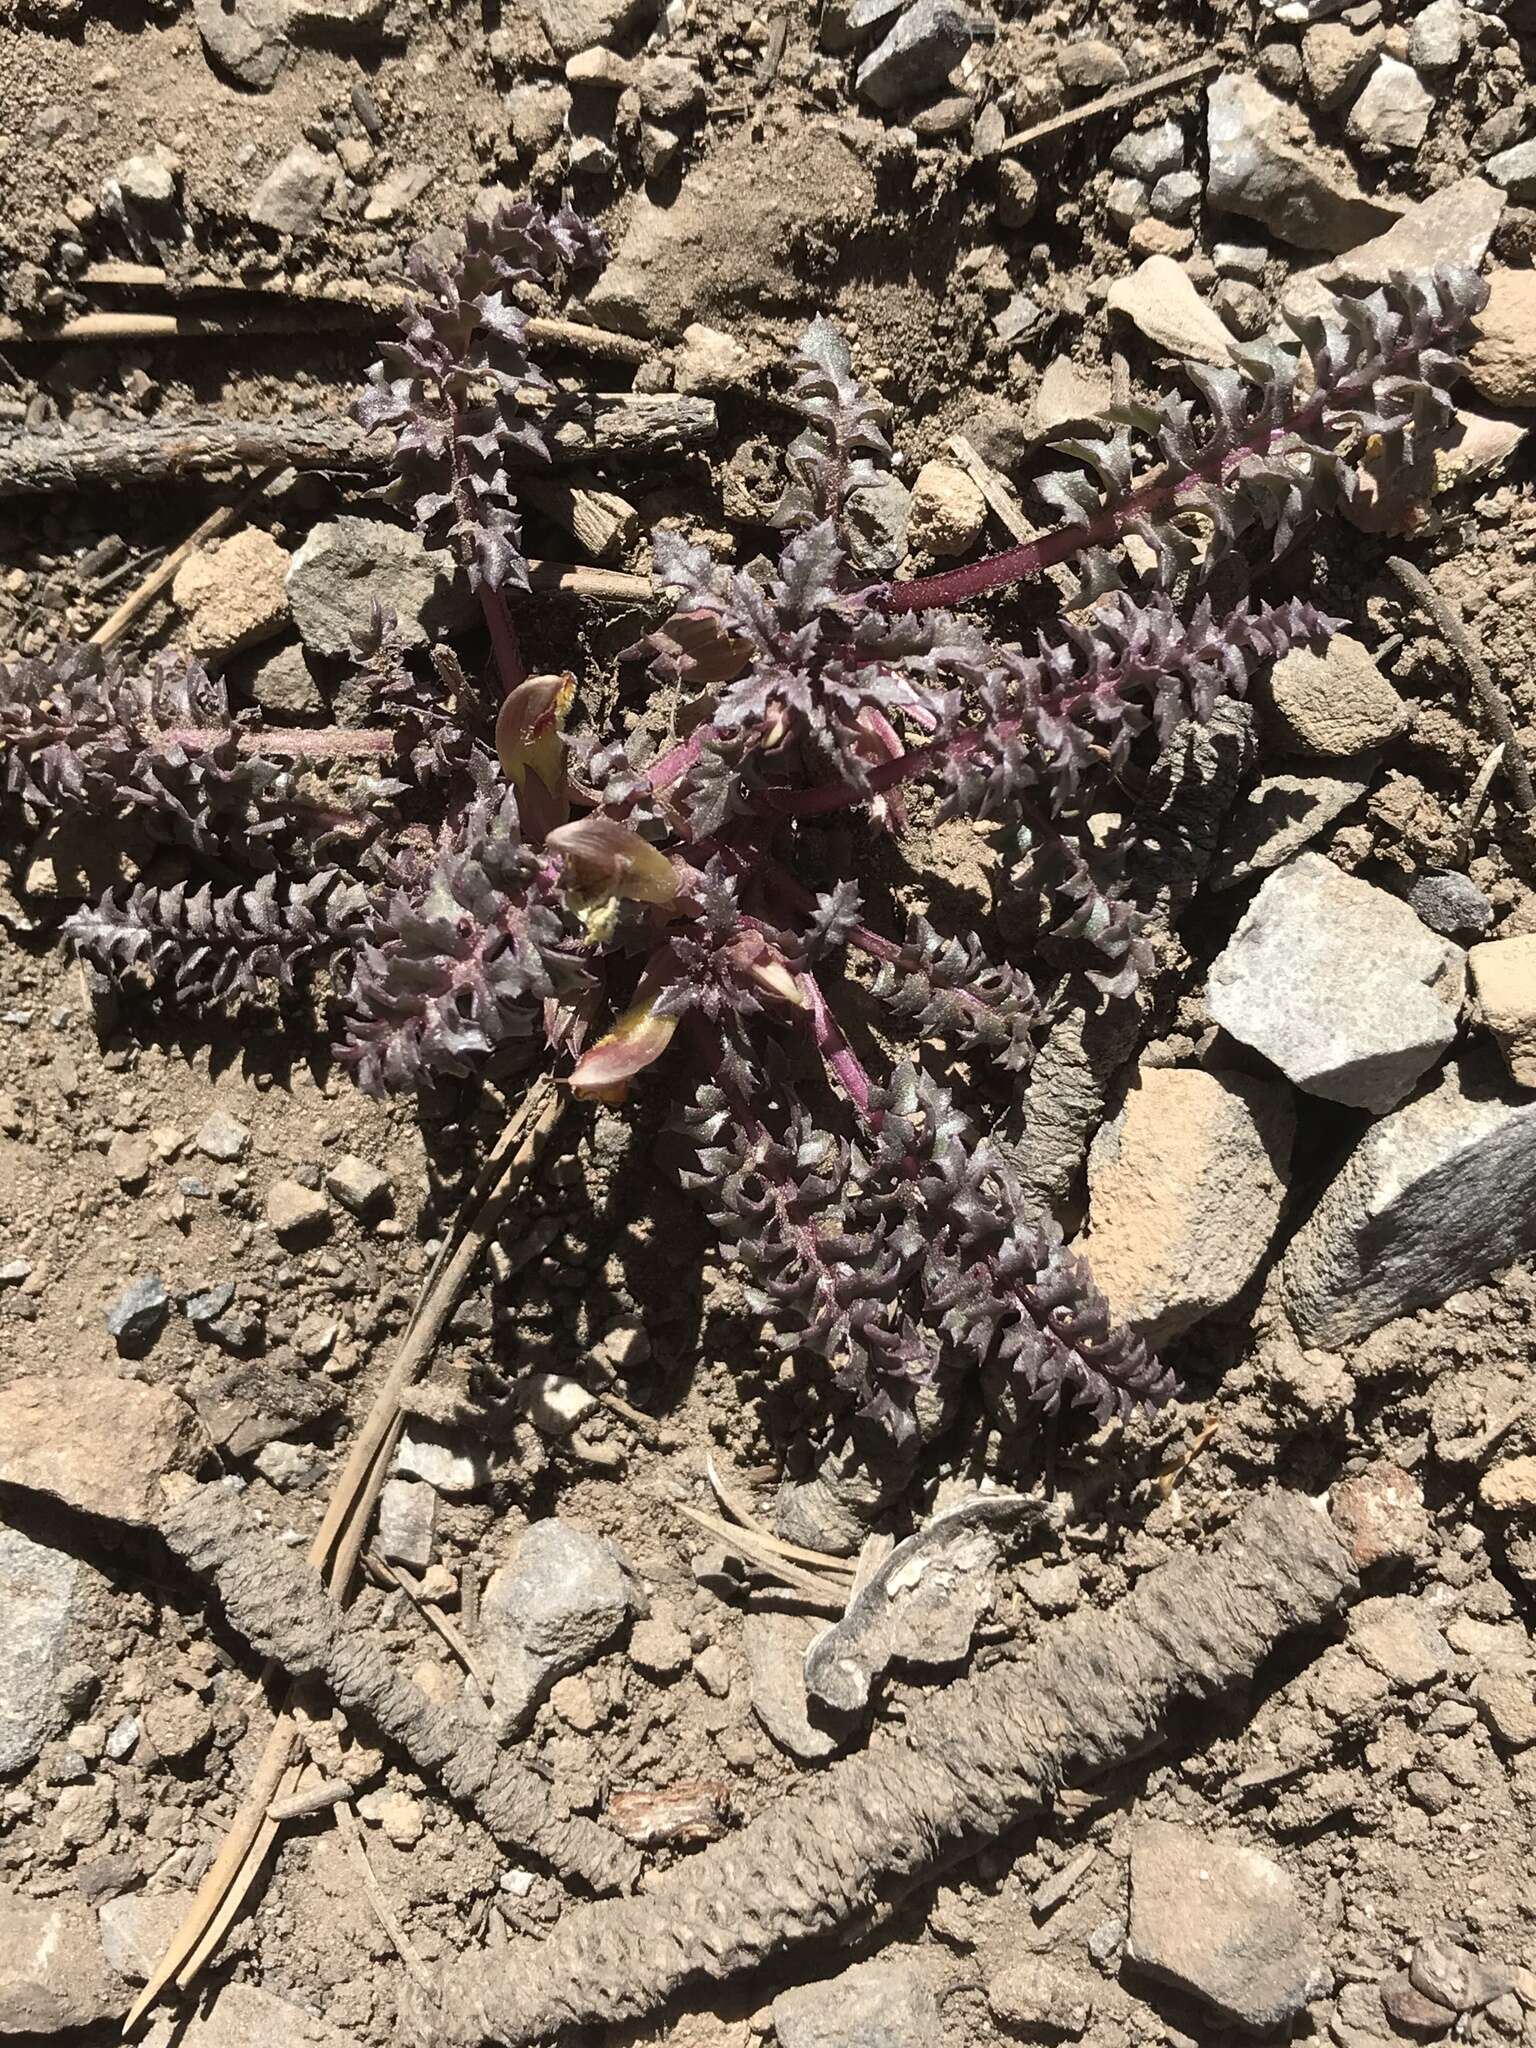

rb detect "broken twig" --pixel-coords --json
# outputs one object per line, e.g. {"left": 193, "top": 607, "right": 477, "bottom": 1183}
{"left": 947, "top": 433, "right": 1032, "bottom": 545}
{"left": 414, "top": 1491, "right": 1360, "bottom": 2045}
{"left": 999, "top": 54, "right": 1221, "bottom": 159}
{"left": 1386, "top": 555, "right": 1536, "bottom": 815}
{"left": 0, "top": 396, "right": 715, "bottom": 497}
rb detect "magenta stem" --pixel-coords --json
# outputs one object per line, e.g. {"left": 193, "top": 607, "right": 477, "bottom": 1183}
{"left": 644, "top": 728, "right": 708, "bottom": 794}
{"left": 480, "top": 585, "right": 527, "bottom": 695}
{"left": 797, "top": 969, "right": 873, "bottom": 1115}
{"left": 877, "top": 362, "right": 1379, "bottom": 614}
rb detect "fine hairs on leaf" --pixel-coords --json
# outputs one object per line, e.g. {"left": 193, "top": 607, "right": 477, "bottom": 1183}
{"left": 0, "top": 236, "right": 1488, "bottom": 1450}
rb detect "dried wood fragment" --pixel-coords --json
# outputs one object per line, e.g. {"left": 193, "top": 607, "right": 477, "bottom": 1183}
{"left": 160, "top": 1480, "right": 642, "bottom": 1897}
{"left": 0, "top": 395, "right": 716, "bottom": 497}
{"left": 521, "top": 478, "right": 637, "bottom": 562}
{"left": 947, "top": 433, "right": 1032, "bottom": 545}
{"left": 608, "top": 1781, "right": 732, "bottom": 1849}
{"left": 999, "top": 54, "right": 1221, "bottom": 159}
{"left": 412, "top": 1492, "right": 1359, "bottom": 2045}
{"left": 1, "top": 294, "right": 649, "bottom": 367}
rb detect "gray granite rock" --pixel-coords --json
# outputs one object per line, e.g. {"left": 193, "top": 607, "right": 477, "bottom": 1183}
{"left": 0, "top": 1886, "right": 119, "bottom": 2032}
{"left": 1409, "top": 871, "right": 1493, "bottom": 940}
{"left": 1207, "top": 854, "right": 1464, "bottom": 1112}
{"left": 1206, "top": 71, "right": 1401, "bottom": 250}
{"left": 482, "top": 1519, "right": 635, "bottom": 1734}
{"left": 537, "top": 0, "right": 653, "bottom": 57}
{"left": 0, "top": 1523, "right": 78, "bottom": 1775}
{"left": 856, "top": 0, "right": 978, "bottom": 108}
{"left": 194, "top": 0, "right": 289, "bottom": 88}
{"left": 1347, "top": 55, "right": 1433, "bottom": 153}
{"left": 1282, "top": 1053, "right": 1536, "bottom": 1345}
{"left": 1110, "top": 119, "right": 1184, "bottom": 181}
{"left": 248, "top": 143, "right": 335, "bottom": 237}
{"left": 106, "top": 1272, "right": 168, "bottom": 1346}
{"left": 1487, "top": 139, "right": 1536, "bottom": 205}
{"left": 773, "top": 1958, "right": 941, "bottom": 2048}
{"left": 285, "top": 516, "right": 468, "bottom": 658}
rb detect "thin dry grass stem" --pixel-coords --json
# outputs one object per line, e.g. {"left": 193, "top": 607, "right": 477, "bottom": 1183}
{"left": 124, "top": 1078, "right": 567, "bottom": 2037}
{"left": 999, "top": 53, "right": 1221, "bottom": 158}
{"left": 365, "top": 1551, "right": 495, "bottom": 1704}
{"left": 705, "top": 1455, "right": 855, "bottom": 1573}
{"left": 594, "top": 1385, "right": 664, "bottom": 1443}
{"left": 1387, "top": 555, "right": 1536, "bottom": 815}
{"left": 332, "top": 1793, "right": 434, "bottom": 1994}
{"left": 91, "top": 468, "right": 283, "bottom": 651}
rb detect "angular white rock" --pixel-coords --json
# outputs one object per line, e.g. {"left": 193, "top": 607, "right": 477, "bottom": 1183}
{"left": 1207, "top": 854, "right": 1465, "bottom": 1112}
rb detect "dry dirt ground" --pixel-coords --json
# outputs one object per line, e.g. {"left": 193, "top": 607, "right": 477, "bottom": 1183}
{"left": 1, "top": 0, "right": 1536, "bottom": 2045}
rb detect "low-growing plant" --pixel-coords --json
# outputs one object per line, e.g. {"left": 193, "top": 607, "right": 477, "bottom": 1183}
{"left": 1, "top": 202, "right": 1485, "bottom": 1448}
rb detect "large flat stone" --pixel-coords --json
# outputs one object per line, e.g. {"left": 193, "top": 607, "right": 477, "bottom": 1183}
{"left": 1080, "top": 1066, "right": 1294, "bottom": 1343}
{"left": 1282, "top": 1053, "right": 1536, "bottom": 1345}
{"left": 1207, "top": 854, "right": 1464, "bottom": 1112}
{"left": 0, "top": 1888, "right": 119, "bottom": 2034}
{"left": 0, "top": 1520, "right": 78, "bottom": 1775}
{"left": 1127, "top": 1821, "right": 1327, "bottom": 2028}
{"left": 1206, "top": 72, "right": 1400, "bottom": 252}
{"left": 0, "top": 1375, "right": 198, "bottom": 1528}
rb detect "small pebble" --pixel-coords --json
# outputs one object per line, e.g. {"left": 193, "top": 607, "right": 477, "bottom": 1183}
{"left": 186, "top": 1281, "right": 236, "bottom": 1325}
{"left": 106, "top": 1272, "right": 168, "bottom": 1346}
{"left": 266, "top": 1179, "right": 330, "bottom": 1242}
{"left": 195, "top": 1108, "right": 250, "bottom": 1163}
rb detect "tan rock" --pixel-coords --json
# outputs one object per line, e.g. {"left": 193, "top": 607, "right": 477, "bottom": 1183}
{"left": 1079, "top": 1066, "right": 1294, "bottom": 1343}
{"left": 1126, "top": 218, "right": 1194, "bottom": 260}
{"left": 0, "top": 1374, "right": 198, "bottom": 1528}
{"left": 1127, "top": 1821, "right": 1328, "bottom": 2028}
{"left": 1107, "top": 253, "right": 1235, "bottom": 365}
{"left": 172, "top": 526, "right": 290, "bottom": 659}
{"left": 1331, "top": 1463, "right": 1429, "bottom": 1568}
{"left": 907, "top": 461, "right": 985, "bottom": 559}
{"left": 1467, "top": 269, "right": 1536, "bottom": 410}
{"left": 1030, "top": 355, "right": 1111, "bottom": 437}
{"left": 0, "top": 1888, "right": 119, "bottom": 2033}
{"left": 673, "top": 321, "right": 752, "bottom": 394}
{"left": 1469, "top": 933, "right": 1536, "bottom": 1086}
{"left": 1265, "top": 634, "right": 1407, "bottom": 757}
{"left": 1480, "top": 1455, "right": 1536, "bottom": 1514}
{"left": 1302, "top": 22, "right": 1381, "bottom": 110}
{"left": 1470, "top": 1669, "right": 1536, "bottom": 1750}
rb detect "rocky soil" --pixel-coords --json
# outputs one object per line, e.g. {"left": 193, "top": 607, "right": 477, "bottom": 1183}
{"left": 2, "top": 0, "right": 1536, "bottom": 2045}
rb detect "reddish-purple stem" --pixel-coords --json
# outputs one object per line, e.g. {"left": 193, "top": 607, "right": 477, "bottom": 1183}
{"left": 480, "top": 584, "right": 527, "bottom": 696}
{"left": 797, "top": 968, "right": 873, "bottom": 1116}
{"left": 875, "top": 359, "right": 1379, "bottom": 614}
